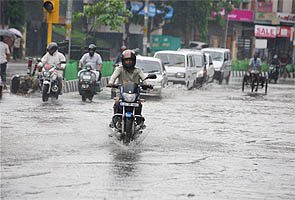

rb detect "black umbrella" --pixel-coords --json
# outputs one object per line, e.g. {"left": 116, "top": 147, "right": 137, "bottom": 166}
{"left": 0, "top": 29, "right": 16, "bottom": 39}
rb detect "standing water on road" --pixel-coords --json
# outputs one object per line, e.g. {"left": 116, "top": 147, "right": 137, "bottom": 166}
{"left": 1, "top": 83, "right": 295, "bottom": 199}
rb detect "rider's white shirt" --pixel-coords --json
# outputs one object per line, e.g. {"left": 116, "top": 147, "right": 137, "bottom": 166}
{"left": 41, "top": 51, "right": 66, "bottom": 69}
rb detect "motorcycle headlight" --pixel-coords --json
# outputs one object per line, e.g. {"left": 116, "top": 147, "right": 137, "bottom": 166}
{"left": 123, "top": 93, "right": 137, "bottom": 102}
{"left": 44, "top": 72, "right": 50, "bottom": 78}
{"left": 176, "top": 72, "right": 185, "bottom": 78}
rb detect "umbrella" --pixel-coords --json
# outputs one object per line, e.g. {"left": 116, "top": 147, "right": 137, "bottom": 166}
{"left": 9, "top": 28, "right": 23, "bottom": 38}
{"left": 0, "top": 29, "right": 16, "bottom": 39}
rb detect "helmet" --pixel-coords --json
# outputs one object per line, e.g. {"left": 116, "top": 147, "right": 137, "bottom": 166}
{"left": 121, "top": 49, "right": 136, "bottom": 70}
{"left": 88, "top": 44, "right": 96, "bottom": 51}
{"left": 47, "top": 42, "right": 58, "bottom": 55}
{"left": 88, "top": 44, "right": 96, "bottom": 56}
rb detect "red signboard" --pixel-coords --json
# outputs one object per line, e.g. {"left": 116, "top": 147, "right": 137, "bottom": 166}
{"left": 277, "top": 27, "right": 291, "bottom": 37}
{"left": 255, "top": 25, "right": 276, "bottom": 38}
{"left": 228, "top": 10, "right": 253, "bottom": 22}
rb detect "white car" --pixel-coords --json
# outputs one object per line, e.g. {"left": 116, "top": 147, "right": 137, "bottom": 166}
{"left": 204, "top": 53, "right": 215, "bottom": 83}
{"left": 154, "top": 50, "right": 206, "bottom": 89}
{"left": 136, "top": 56, "right": 168, "bottom": 96}
{"left": 201, "top": 48, "right": 232, "bottom": 84}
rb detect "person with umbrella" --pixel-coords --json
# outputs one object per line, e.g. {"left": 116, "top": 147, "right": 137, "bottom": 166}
{"left": 0, "top": 36, "right": 11, "bottom": 89}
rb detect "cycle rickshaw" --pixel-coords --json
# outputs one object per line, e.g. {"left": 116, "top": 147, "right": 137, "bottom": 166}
{"left": 242, "top": 70, "right": 268, "bottom": 95}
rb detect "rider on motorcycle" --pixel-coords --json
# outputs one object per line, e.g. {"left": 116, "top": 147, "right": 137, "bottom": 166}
{"left": 38, "top": 42, "right": 66, "bottom": 94}
{"left": 107, "top": 49, "right": 149, "bottom": 127}
{"left": 248, "top": 52, "right": 263, "bottom": 89}
{"left": 270, "top": 54, "right": 280, "bottom": 66}
{"left": 78, "top": 44, "right": 102, "bottom": 82}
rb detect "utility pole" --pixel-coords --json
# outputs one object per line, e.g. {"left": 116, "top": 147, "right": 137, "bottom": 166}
{"left": 65, "top": 0, "right": 73, "bottom": 61}
{"left": 223, "top": 11, "right": 229, "bottom": 48}
{"left": 123, "top": 0, "right": 126, "bottom": 46}
{"left": 143, "top": 0, "right": 148, "bottom": 56}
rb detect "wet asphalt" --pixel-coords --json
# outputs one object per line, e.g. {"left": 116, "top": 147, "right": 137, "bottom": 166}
{"left": 1, "top": 81, "right": 295, "bottom": 200}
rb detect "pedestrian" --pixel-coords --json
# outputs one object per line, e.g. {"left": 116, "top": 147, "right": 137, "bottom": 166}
{"left": 0, "top": 36, "right": 11, "bottom": 89}
{"left": 13, "top": 37, "right": 21, "bottom": 60}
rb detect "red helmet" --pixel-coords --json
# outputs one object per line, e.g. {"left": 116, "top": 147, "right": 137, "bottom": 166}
{"left": 121, "top": 49, "right": 136, "bottom": 69}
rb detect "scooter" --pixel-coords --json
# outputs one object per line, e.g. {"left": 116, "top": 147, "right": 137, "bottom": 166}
{"left": 78, "top": 65, "right": 101, "bottom": 102}
{"left": 41, "top": 64, "right": 61, "bottom": 102}
{"left": 268, "top": 64, "right": 280, "bottom": 84}
{"left": 108, "top": 74, "right": 156, "bottom": 144}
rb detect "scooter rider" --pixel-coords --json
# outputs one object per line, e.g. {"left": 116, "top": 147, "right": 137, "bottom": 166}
{"left": 107, "top": 49, "right": 149, "bottom": 127}
{"left": 38, "top": 42, "right": 66, "bottom": 94}
{"left": 78, "top": 44, "right": 102, "bottom": 82}
{"left": 270, "top": 54, "right": 280, "bottom": 66}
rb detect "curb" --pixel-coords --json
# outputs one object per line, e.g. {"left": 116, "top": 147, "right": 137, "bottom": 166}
{"left": 63, "top": 77, "right": 110, "bottom": 93}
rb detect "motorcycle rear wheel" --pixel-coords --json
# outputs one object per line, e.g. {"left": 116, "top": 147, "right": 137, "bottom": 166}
{"left": 82, "top": 95, "right": 86, "bottom": 102}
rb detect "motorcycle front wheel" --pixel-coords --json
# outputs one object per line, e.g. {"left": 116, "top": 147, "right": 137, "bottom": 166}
{"left": 42, "top": 84, "right": 49, "bottom": 102}
{"left": 124, "top": 118, "right": 134, "bottom": 143}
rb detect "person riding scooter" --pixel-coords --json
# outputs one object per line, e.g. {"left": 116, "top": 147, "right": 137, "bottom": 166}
{"left": 269, "top": 54, "right": 280, "bottom": 83}
{"left": 79, "top": 44, "right": 102, "bottom": 82}
{"left": 38, "top": 42, "right": 66, "bottom": 94}
{"left": 107, "top": 49, "right": 150, "bottom": 128}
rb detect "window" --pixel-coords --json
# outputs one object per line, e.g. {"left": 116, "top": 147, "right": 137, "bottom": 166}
{"left": 193, "top": 55, "right": 203, "bottom": 68}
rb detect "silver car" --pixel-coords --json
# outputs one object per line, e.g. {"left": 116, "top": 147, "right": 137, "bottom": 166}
{"left": 136, "top": 56, "right": 168, "bottom": 96}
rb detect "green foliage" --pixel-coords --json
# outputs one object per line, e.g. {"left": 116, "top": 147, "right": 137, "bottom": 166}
{"left": 73, "top": 0, "right": 132, "bottom": 32}
{"left": 4, "top": 0, "right": 25, "bottom": 32}
{"left": 232, "top": 60, "right": 270, "bottom": 72}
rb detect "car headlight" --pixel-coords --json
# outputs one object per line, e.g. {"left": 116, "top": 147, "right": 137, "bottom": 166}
{"left": 176, "top": 72, "right": 185, "bottom": 78}
{"left": 122, "top": 93, "right": 137, "bottom": 102}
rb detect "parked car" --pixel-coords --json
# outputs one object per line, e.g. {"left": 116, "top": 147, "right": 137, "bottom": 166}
{"left": 154, "top": 50, "right": 207, "bottom": 89}
{"left": 136, "top": 56, "right": 168, "bottom": 96}
{"left": 204, "top": 53, "right": 215, "bottom": 83}
{"left": 201, "top": 48, "right": 232, "bottom": 84}
{"left": 188, "top": 41, "right": 209, "bottom": 49}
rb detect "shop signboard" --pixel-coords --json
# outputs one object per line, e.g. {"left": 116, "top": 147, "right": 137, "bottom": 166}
{"left": 255, "top": 39, "right": 267, "bottom": 49}
{"left": 257, "top": 2, "right": 273, "bottom": 13}
{"left": 277, "top": 13, "right": 295, "bottom": 24}
{"left": 255, "top": 25, "right": 276, "bottom": 38}
{"left": 228, "top": 10, "right": 253, "bottom": 22}
{"left": 212, "top": 9, "right": 253, "bottom": 22}
{"left": 255, "top": 12, "right": 280, "bottom": 25}
{"left": 277, "top": 27, "right": 291, "bottom": 37}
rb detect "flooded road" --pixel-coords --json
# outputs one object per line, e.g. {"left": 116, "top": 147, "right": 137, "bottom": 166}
{"left": 1, "top": 83, "right": 295, "bottom": 199}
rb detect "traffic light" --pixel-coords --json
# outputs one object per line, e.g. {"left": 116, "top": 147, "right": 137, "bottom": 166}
{"left": 43, "top": 0, "right": 59, "bottom": 24}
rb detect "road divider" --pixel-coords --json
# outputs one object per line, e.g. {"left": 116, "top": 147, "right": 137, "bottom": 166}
{"left": 63, "top": 77, "right": 110, "bottom": 93}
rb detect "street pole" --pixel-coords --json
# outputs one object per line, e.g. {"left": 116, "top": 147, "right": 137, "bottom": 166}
{"left": 143, "top": 0, "right": 148, "bottom": 56}
{"left": 223, "top": 12, "right": 229, "bottom": 48}
{"left": 47, "top": 22, "right": 52, "bottom": 45}
{"left": 123, "top": 0, "right": 126, "bottom": 46}
{"left": 65, "top": 0, "right": 73, "bottom": 61}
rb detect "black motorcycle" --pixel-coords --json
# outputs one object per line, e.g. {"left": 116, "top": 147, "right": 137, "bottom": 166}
{"left": 78, "top": 65, "right": 101, "bottom": 102}
{"left": 268, "top": 64, "right": 280, "bottom": 84}
{"left": 108, "top": 74, "right": 156, "bottom": 144}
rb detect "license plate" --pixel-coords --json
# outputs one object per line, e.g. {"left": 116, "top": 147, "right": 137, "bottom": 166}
{"left": 83, "top": 75, "right": 91, "bottom": 80}
{"left": 82, "top": 84, "right": 89, "bottom": 88}
{"left": 120, "top": 102, "right": 139, "bottom": 107}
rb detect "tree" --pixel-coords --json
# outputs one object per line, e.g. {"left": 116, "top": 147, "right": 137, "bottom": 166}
{"left": 2, "top": 0, "right": 25, "bottom": 31}
{"left": 164, "top": 0, "right": 240, "bottom": 46}
{"left": 73, "top": 0, "right": 132, "bottom": 33}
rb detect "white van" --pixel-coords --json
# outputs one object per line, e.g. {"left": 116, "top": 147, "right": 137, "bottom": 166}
{"left": 154, "top": 50, "right": 207, "bottom": 89}
{"left": 201, "top": 48, "right": 232, "bottom": 84}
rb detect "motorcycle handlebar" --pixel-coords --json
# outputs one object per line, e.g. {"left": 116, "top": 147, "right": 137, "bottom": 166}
{"left": 107, "top": 84, "right": 153, "bottom": 90}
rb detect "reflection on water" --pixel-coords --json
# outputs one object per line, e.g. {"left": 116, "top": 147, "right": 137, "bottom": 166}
{"left": 111, "top": 148, "right": 141, "bottom": 178}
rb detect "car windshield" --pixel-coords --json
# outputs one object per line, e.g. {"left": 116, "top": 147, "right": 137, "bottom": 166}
{"left": 136, "top": 60, "right": 161, "bottom": 73}
{"left": 203, "top": 51, "right": 223, "bottom": 61}
{"left": 155, "top": 54, "right": 185, "bottom": 67}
